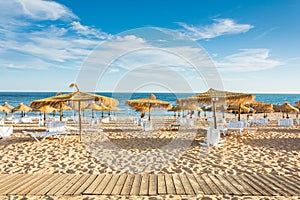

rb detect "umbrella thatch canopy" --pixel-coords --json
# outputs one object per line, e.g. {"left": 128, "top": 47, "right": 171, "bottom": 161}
{"left": 2, "top": 102, "right": 14, "bottom": 111}
{"left": 30, "top": 83, "right": 119, "bottom": 141}
{"left": 32, "top": 105, "right": 58, "bottom": 126}
{"left": 178, "top": 88, "right": 254, "bottom": 105}
{"left": 0, "top": 105, "right": 10, "bottom": 114}
{"left": 177, "top": 88, "right": 255, "bottom": 128}
{"left": 12, "top": 103, "right": 32, "bottom": 117}
{"left": 86, "top": 103, "right": 110, "bottom": 118}
{"left": 126, "top": 94, "right": 172, "bottom": 120}
{"left": 227, "top": 105, "right": 252, "bottom": 113}
{"left": 250, "top": 101, "right": 274, "bottom": 117}
{"left": 279, "top": 102, "right": 299, "bottom": 118}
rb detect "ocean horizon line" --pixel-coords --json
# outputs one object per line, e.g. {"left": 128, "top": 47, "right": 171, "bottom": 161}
{"left": 0, "top": 91, "right": 300, "bottom": 95}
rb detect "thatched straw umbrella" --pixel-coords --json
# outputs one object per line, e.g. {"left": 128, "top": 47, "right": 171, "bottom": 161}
{"left": 227, "top": 104, "right": 252, "bottom": 113}
{"left": 86, "top": 103, "right": 110, "bottom": 118}
{"left": 177, "top": 88, "right": 254, "bottom": 128}
{"left": 12, "top": 103, "right": 32, "bottom": 117}
{"left": 279, "top": 102, "right": 299, "bottom": 118}
{"left": 0, "top": 105, "right": 10, "bottom": 114}
{"left": 250, "top": 101, "right": 274, "bottom": 118}
{"left": 126, "top": 94, "right": 172, "bottom": 121}
{"left": 30, "top": 83, "right": 119, "bottom": 141}
{"left": 2, "top": 102, "right": 14, "bottom": 110}
{"left": 32, "top": 105, "right": 57, "bottom": 126}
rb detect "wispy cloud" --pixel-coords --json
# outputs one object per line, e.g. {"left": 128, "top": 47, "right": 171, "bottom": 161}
{"left": 178, "top": 18, "right": 253, "bottom": 40}
{"left": 216, "top": 49, "right": 283, "bottom": 72}
{"left": 0, "top": 0, "right": 109, "bottom": 71}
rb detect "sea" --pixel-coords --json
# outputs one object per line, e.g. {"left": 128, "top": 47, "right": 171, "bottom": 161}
{"left": 0, "top": 92, "right": 299, "bottom": 118}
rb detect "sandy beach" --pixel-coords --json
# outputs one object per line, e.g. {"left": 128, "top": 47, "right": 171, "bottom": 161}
{"left": 0, "top": 113, "right": 299, "bottom": 199}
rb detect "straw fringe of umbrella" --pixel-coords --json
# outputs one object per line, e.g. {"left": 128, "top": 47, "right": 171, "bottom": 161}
{"left": 126, "top": 94, "right": 172, "bottom": 120}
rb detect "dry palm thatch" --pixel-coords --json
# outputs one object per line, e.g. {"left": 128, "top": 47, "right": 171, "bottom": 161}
{"left": 12, "top": 103, "right": 32, "bottom": 117}
{"left": 0, "top": 105, "right": 10, "bottom": 114}
{"left": 227, "top": 105, "right": 251, "bottom": 113}
{"left": 177, "top": 88, "right": 254, "bottom": 105}
{"left": 126, "top": 94, "right": 171, "bottom": 120}
{"left": 31, "top": 105, "right": 58, "bottom": 126}
{"left": 250, "top": 101, "right": 274, "bottom": 117}
{"left": 279, "top": 103, "right": 299, "bottom": 118}
{"left": 2, "top": 102, "right": 14, "bottom": 110}
{"left": 177, "top": 88, "right": 255, "bottom": 122}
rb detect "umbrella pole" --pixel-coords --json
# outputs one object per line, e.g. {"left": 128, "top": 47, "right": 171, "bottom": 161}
{"left": 44, "top": 112, "right": 46, "bottom": 126}
{"left": 59, "top": 103, "right": 63, "bottom": 121}
{"left": 78, "top": 101, "right": 82, "bottom": 142}
{"left": 213, "top": 100, "right": 217, "bottom": 129}
{"left": 92, "top": 110, "right": 94, "bottom": 118}
{"left": 238, "top": 104, "right": 241, "bottom": 121}
{"left": 148, "top": 105, "right": 151, "bottom": 121}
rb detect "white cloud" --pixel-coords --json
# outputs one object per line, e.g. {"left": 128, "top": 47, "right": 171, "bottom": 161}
{"left": 178, "top": 18, "right": 253, "bottom": 40}
{"left": 0, "top": 0, "right": 110, "bottom": 71}
{"left": 216, "top": 49, "right": 283, "bottom": 72}
{"left": 0, "top": 0, "right": 77, "bottom": 21}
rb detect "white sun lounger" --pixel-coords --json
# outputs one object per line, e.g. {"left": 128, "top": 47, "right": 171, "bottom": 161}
{"left": 0, "top": 126, "right": 13, "bottom": 139}
{"left": 22, "top": 131, "right": 70, "bottom": 142}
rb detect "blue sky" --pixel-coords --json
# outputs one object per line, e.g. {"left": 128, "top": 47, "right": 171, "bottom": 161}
{"left": 0, "top": 0, "right": 299, "bottom": 93}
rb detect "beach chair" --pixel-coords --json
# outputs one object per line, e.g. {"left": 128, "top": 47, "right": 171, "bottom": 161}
{"left": 227, "top": 120, "right": 245, "bottom": 136}
{"left": 22, "top": 131, "right": 70, "bottom": 142}
{"left": 278, "top": 118, "right": 293, "bottom": 126}
{"left": 199, "top": 126, "right": 225, "bottom": 146}
{"left": 0, "top": 126, "right": 13, "bottom": 139}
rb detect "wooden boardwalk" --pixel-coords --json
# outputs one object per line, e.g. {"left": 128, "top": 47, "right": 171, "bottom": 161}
{"left": 0, "top": 173, "right": 299, "bottom": 197}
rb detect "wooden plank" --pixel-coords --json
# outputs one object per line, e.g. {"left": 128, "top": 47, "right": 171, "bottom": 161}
{"left": 157, "top": 174, "right": 166, "bottom": 195}
{"left": 47, "top": 174, "right": 77, "bottom": 196}
{"left": 207, "top": 174, "right": 230, "bottom": 195}
{"left": 16, "top": 174, "right": 51, "bottom": 195}
{"left": 129, "top": 174, "right": 142, "bottom": 195}
{"left": 120, "top": 174, "right": 134, "bottom": 195}
{"left": 215, "top": 174, "right": 242, "bottom": 195}
{"left": 149, "top": 174, "right": 157, "bottom": 196}
{"left": 179, "top": 174, "right": 195, "bottom": 195}
{"left": 239, "top": 175, "right": 270, "bottom": 196}
{"left": 253, "top": 174, "right": 287, "bottom": 196}
{"left": 172, "top": 174, "right": 185, "bottom": 195}
{"left": 0, "top": 174, "right": 11, "bottom": 184}
{"left": 165, "top": 174, "right": 176, "bottom": 194}
{"left": 244, "top": 174, "right": 276, "bottom": 196}
{"left": 93, "top": 174, "right": 113, "bottom": 194}
{"left": 83, "top": 174, "right": 105, "bottom": 194}
{"left": 65, "top": 175, "right": 90, "bottom": 195}
{"left": 269, "top": 175, "right": 300, "bottom": 195}
{"left": 111, "top": 174, "right": 127, "bottom": 195}
{"left": 230, "top": 175, "right": 260, "bottom": 195}
{"left": 201, "top": 174, "right": 221, "bottom": 194}
{"left": 276, "top": 175, "right": 300, "bottom": 191}
{"left": 35, "top": 174, "right": 67, "bottom": 195}
{"left": 194, "top": 174, "right": 213, "bottom": 195}
{"left": 102, "top": 174, "right": 120, "bottom": 195}
{"left": 27, "top": 174, "right": 62, "bottom": 195}
{"left": 0, "top": 174, "right": 33, "bottom": 194}
{"left": 55, "top": 175, "right": 84, "bottom": 195}
{"left": 75, "top": 175, "right": 98, "bottom": 195}
{"left": 186, "top": 174, "right": 204, "bottom": 195}
{"left": 0, "top": 174, "right": 26, "bottom": 189}
{"left": 5, "top": 174, "right": 43, "bottom": 195}
{"left": 139, "top": 174, "right": 149, "bottom": 196}
{"left": 223, "top": 175, "right": 249, "bottom": 195}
